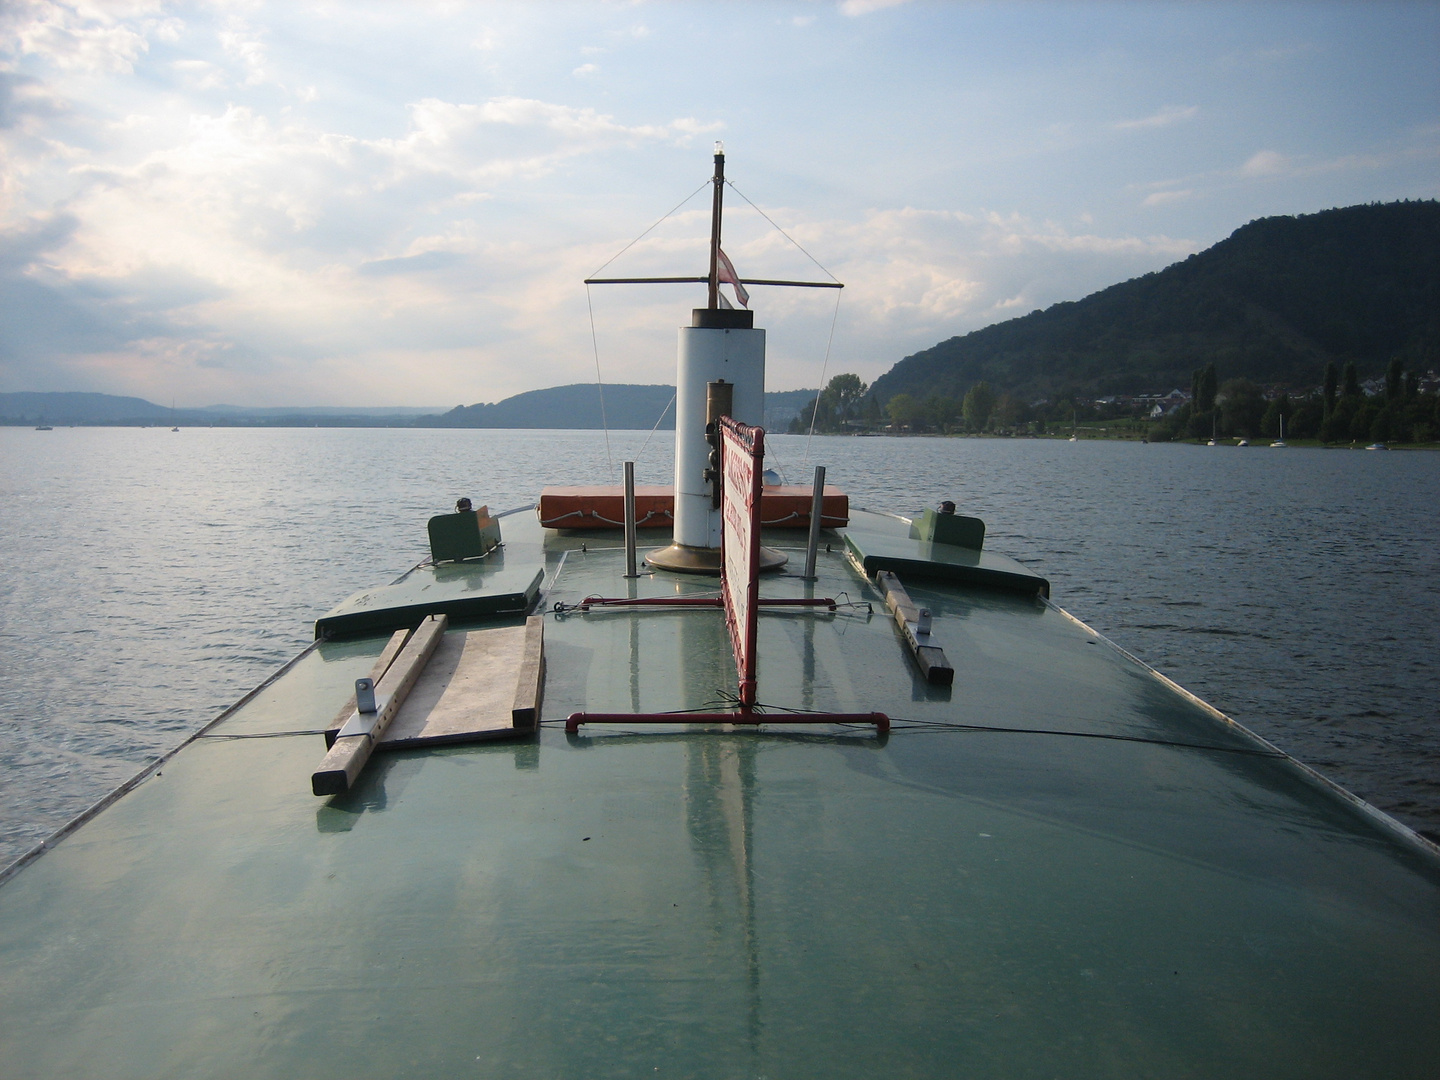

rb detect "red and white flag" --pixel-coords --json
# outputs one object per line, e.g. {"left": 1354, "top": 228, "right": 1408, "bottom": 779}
{"left": 716, "top": 247, "right": 750, "bottom": 308}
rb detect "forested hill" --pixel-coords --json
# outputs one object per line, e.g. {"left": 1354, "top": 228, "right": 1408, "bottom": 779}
{"left": 422, "top": 384, "right": 819, "bottom": 430}
{"left": 870, "top": 201, "right": 1440, "bottom": 403}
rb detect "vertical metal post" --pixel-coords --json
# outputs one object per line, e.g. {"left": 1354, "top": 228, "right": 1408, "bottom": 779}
{"left": 708, "top": 144, "right": 725, "bottom": 310}
{"left": 623, "top": 461, "right": 638, "bottom": 578}
{"left": 803, "top": 465, "right": 826, "bottom": 581}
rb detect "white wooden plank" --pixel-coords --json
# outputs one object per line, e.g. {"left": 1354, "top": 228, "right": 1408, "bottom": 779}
{"left": 380, "top": 622, "right": 538, "bottom": 748}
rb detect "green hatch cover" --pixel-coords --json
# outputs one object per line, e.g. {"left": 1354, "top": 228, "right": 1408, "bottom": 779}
{"left": 910, "top": 508, "right": 985, "bottom": 550}
{"left": 844, "top": 528, "right": 1049, "bottom": 597}
{"left": 428, "top": 509, "right": 502, "bottom": 563}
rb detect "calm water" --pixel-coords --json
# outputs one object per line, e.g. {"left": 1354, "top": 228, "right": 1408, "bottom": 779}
{"left": 1, "top": 426, "right": 1437, "bottom": 864}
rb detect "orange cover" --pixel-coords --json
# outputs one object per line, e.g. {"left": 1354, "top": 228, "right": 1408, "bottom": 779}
{"left": 538, "top": 485, "right": 848, "bottom": 530}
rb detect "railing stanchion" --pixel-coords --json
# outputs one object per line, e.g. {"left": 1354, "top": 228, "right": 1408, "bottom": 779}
{"left": 623, "top": 461, "right": 638, "bottom": 578}
{"left": 803, "top": 465, "right": 826, "bottom": 581}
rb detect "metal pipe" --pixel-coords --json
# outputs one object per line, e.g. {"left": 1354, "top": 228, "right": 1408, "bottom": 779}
{"left": 803, "top": 465, "right": 826, "bottom": 581}
{"left": 623, "top": 461, "right": 638, "bottom": 578}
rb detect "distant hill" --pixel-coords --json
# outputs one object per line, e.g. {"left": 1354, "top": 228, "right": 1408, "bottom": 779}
{"left": 0, "top": 391, "right": 171, "bottom": 424}
{"left": 424, "top": 384, "right": 819, "bottom": 430}
{"left": 0, "top": 392, "right": 442, "bottom": 426}
{"left": 870, "top": 201, "right": 1440, "bottom": 403}
{"left": 3, "top": 386, "right": 818, "bottom": 429}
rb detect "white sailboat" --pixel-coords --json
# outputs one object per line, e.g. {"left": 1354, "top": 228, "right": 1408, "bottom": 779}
{"left": 1271, "top": 412, "right": 1287, "bottom": 448}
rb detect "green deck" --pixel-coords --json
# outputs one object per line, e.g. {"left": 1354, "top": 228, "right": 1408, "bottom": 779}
{"left": 1, "top": 509, "right": 1437, "bottom": 1079}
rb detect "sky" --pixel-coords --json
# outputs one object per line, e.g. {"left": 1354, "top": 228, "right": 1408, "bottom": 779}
{"left": 1, "top": 1, "right": 1436, "bottom": 409}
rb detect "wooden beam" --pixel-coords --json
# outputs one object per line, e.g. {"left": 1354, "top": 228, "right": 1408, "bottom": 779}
{"left": 511, "top": 615, "right": 545, "bottom": 731}
{"left": 324, "top": 627, "right": 413, "bottom": 748}
{"left": 875, "top": 571, "right": 954, "bottom": 686}
{"left": 311, "top": 615, "right": 447, "bottom": 796}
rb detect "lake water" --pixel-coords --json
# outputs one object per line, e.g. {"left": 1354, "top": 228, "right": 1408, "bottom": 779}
{"left": 1, "top": 426, "right": 1437, "bottom": 865}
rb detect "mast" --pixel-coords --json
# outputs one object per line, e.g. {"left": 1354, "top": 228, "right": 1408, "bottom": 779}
{"left": 707, "top": 143, "right": 725, "bottom": 310}
{"left": 584, "top": 149, "right": 844, "bottom": 573}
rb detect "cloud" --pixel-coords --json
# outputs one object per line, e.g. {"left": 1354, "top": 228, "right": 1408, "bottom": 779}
{"left": 172, "top": 58, "right": 225, "bottom": 91}
{"left": 572, "top": 63, "right": 599, "bottom": 78}
{"left": 0, "top": 208, "right": 79, "bottom": 273}
{"left": 1, "top": 0, "right": 155, "bottom": 74}
{"left": 1143, "top": 188, "right": 1194, "bottom": 206}
{"left": 0, "top": 81, "right": 729, "bottom": 403}
{"left": 0, "top": 69, "right": 68, "bottom": 130}
{"left": 1240, "top": 149, "right": 1289, "bottom": 177}
{"left": 357, "top": 250, "right": 465, "bottom": 277}
{"left": 217, "top": 18, "right": 267, "bottom": 87}
{"left": 1115, "top": 105, "right": 1199, "bottom": 131}
{"left": 840, "top": 0, "right": 911, "bottom": 15}
{"left": 368, "top": 97, "right": 719, "bottom": 189}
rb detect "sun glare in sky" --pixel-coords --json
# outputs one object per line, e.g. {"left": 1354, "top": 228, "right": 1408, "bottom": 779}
{"left": 2, "top": 1, "right": 1436, "bottom": 407}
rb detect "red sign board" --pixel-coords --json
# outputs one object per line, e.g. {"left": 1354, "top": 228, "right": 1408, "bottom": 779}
{"left": 719, "top": 416, "right": 764, "bottom": 706}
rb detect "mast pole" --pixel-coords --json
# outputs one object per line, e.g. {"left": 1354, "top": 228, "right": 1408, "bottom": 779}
{"left": 707, "top": 142, "right": 724, "bottom": 310}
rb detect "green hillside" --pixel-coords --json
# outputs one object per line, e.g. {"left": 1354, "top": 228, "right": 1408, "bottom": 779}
{"left": 870, "top": 201, "right": 1440, "bottom": 404}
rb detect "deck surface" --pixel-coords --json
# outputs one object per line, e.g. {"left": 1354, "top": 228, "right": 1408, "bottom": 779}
{"left": 1, "top": 511, "right": 1437, "bottom": 1079}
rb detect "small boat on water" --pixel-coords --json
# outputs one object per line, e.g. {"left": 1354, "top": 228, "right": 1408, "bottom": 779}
{"left": 1367, "top": 442, "right": 1389, "bottom": 450}
{"left": 1271, "top": 413, "right": 1288, "bottom": 448}
{"left": 2, "top": 150, "right": 1437, "bottom": 1078}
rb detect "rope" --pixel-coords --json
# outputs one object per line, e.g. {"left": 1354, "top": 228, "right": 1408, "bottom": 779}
{"left": 541, "top": 508, "right": 811, "bottom": 528}
{"left": 585, "top": 282, "right": 613, "bottom": 473}
{"left": 542, "top": 509, "right": 672, "bottom": 527}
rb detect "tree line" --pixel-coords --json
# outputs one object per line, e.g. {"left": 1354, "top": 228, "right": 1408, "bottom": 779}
{"left": 791, "top": 374, "right": 1103, "bottom": 436}
{"left": 1150, "top": 356, "right": 1439, "bottom": 444}
{"left": 791, "top": 356, "right": 1439, "bottom": 444}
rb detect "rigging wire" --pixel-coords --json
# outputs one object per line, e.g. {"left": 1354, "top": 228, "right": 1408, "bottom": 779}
{"left": 636, "top": 391, "right": 677, "bottom": 465}
{"left": 585, "top": 282, "right": 613, "bottom": 473}
{"left": 724, "top": 181, "right": 842, "bottom": 282}
{"left": 722, "top": 180, "right": 845, "bottom": 471}
{"left": 803, "top": 288, "right": 844, "bottom": 470}
{"left": 583, "top": 179, "right": 709, "bottom": 478}
{"left": 587, "top": 180, "right": 711, "bottom": 279}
